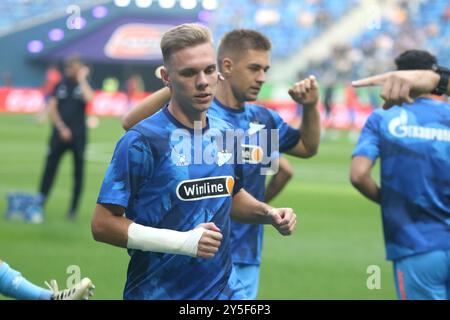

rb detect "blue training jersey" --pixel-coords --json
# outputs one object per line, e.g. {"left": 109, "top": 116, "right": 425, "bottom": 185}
{"left": 97, "top": 106, "right": 245, "bottom": 300}
{"left": 352, "top": 98, "right": 450, "bottom": 261}
{"left": 209, "top": 98, "right": 301, "bottom": 265}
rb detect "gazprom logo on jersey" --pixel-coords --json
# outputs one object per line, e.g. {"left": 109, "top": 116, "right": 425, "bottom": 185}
{"left": 389, "top": 110, "right": 450, "bottom": 142}
{"left": 176, "top": 176, "right": 234, "bottom": 201}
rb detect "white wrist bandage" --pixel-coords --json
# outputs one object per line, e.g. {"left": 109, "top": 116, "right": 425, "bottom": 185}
{"left": 127, "top": 223, "right": 205, "bottom": 257}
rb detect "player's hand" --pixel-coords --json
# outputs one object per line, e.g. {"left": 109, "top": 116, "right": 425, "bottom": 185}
{"left": 288, "top": 75, "right": 319, "bottom": 108}
{"left": 77, "top": 66, "right": 90, "bottom": 82}
{"left": 194, "top": 222, "right": 223, "bottom": 259}
{"left": 352, "top": 70, "right": 440, "bottom": 109}
{"left": 59, "top": 127, "right": 72, "bottom": 142}
{"left": 268, "top": 208, "right": 297, "bottom": 236}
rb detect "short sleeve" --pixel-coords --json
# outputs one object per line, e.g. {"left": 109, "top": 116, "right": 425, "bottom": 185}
{"left": 352, "top": 112, "right": 381, "bottom": 161}
{"left": 50, "top": 81, "right": 62, "bottom": 98}
{"left": 97, "top": 130, "right": 153, "bottom": 208}
{"left": 268, "top": 109, "right": 301, "bottom": 152}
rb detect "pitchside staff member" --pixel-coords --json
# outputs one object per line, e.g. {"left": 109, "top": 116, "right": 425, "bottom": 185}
{"left": 39, "top": 56, "right": 94, "bottom": 220}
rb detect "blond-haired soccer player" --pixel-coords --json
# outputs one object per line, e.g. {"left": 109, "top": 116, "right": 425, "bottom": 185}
{"left": 121, "top": 29, "right": 320, "bottom": 299}
{"left": 92, "top": 24, "right": 297, "bottom": 300}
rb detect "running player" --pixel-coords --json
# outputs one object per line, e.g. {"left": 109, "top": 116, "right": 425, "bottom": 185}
{"left": 91, "top": 24, "right": 297, "bottom": 300}
{"left": 121, "top": 29, "right": 320, "bottom": 299}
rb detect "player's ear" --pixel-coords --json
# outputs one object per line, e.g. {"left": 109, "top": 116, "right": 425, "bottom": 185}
{"left": 221, "top": 58, "right": 233, "bottom": 76}
{"left": 160, "top": 67, "right": 171, "bottom": 87}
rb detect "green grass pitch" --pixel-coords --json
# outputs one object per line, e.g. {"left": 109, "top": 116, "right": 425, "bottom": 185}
{"left": 0, "top": 113, "right": 395, "bottom": 299}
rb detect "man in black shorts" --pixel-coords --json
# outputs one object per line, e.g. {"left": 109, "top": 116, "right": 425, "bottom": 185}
{"left": 38, "top": 55, "right": 94, "bottom": 220}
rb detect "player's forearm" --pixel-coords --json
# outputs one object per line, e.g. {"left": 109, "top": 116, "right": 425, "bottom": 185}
{"left": 78, "top": 78, "right": 95, "bottom": 103}
{"left": 92, "top": 204, "right": 204, "bottom": 256}
{"left": 231, "top": 189, "right": 274, "bottom": 224}
{"left": 350, "top": 175, "right": 381, "bottom": 204}
{"left": 264, "top": 171, "right": 292, "bottom": 203}
{"left": 287, "top": 104, "right": 321, "bottom": 158}
{"left": 418, "top": 70, "right": 448, "bottom": 95}
{"left": 298, "top": 103, "right": 321, "bottom": 157}
{"left": 122, "top": 87, "right": 171, "bottom": 130}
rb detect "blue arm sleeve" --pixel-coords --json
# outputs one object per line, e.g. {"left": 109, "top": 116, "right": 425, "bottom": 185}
{"left": 268, "top": 109, "right": 301, "bottom": 153}
{"left": 352, "top": 112, "right": 381, "bottom": 161}
{"left": 97, "top": 130, "right": 153, "bottom": 208}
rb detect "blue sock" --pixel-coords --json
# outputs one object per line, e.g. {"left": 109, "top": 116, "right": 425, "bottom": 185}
{"left": 0, "top": 262, "right": 53, "bottom": 300}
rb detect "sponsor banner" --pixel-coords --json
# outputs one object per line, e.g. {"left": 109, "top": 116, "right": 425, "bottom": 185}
{"left": 87, "top": 91, "right": 130, "bottom": 116}
{"left": 0, "top": 86, "right": 374, "bottom": 129}
{"left": 0, "top": 87, "right": 150, "bottom": 117}
{"left": 0, "top": 88, "right": 45, "bottom": 113}
{"left": 104, "top": 23, "right": 172, "bottom": 60}
{"left": 0, "top": 87, "right": 9, "bottom": 112}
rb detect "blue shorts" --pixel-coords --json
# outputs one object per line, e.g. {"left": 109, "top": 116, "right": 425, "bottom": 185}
{"left": 217, "top": 266, "right": 248, "bottom": 300}
{"left": 393, "top": 250, "right": 450, "bottom": 300}
{"left": 233, "top": 263, "right": 260, "bottom": 300}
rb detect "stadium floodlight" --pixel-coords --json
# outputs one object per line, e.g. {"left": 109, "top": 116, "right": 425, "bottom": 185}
{"left": 136, "top": 0, "right": 152, "bottom": 8}
{"left": 202, "top": 0, "right": 217, "bottom": 10}
{"left": 114, "top": 0, "right": 131, "bottom": 7}
{"left": 27, "top": 40, "right": 44, "bottom": 53}
{"left": 159, "top": 0, "right": 176, "bottom": 9}
{"left": 48, "top": 29, "right": 64, "bottom": 41}
{"left": 92, "top": 6, "right": 108, "bottom": 18}
{"left": 180, "top": 0, "right": 197, "bottom": 10}
{"left": 198, "top": 10, "right": 213, "bottom": 22}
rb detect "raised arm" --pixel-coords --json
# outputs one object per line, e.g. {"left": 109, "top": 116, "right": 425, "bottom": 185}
{"left": 352, "top": 70, "right": 447, "bottom": 109}
{"left": 122, "top": 87, "right": 171, "bottom": 130}
{"left": 286, "top": 75, "right": 321, "bottom": 158}
{"left": 77, "top": 66, "right": 95, "bottom": 103}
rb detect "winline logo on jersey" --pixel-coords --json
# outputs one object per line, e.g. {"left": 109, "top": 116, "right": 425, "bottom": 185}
{"left": 176, "top": 176, "right": 234, "bottom": 201}
{"left": 170, "top": 121, "right": 280, "bottom": 175}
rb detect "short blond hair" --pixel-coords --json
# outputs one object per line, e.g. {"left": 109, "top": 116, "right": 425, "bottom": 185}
{"left": 161, "top": 23, "right": 213, "bottom": 66}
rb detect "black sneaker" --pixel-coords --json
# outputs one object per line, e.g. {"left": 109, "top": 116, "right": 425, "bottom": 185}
{"left": 67, "top": 210, "right": 77, "bottom": 220}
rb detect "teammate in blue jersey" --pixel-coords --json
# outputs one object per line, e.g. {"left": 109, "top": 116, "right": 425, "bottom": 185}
{"left": 91, "top": 24, "right": 297, "bottom": 300}
{"left": 351, "top": 50, "right": 450, "bottom": 300}
{"left": 121, "top": 29, "right": 321, "bottom": 299}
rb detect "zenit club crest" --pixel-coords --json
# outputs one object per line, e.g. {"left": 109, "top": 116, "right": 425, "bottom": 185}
{"left": 241, "top": 144, "right": 263, "bottom": 164}
{"left": 176, "top": 176, "right": 234, "bottom": 201}
{"left": 217, "top": 150, "right": 232, "bottom": 166}
{"left": 248, "top": 122, "right": 265, "bottom": 135}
